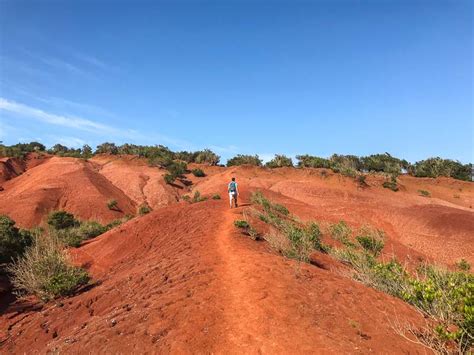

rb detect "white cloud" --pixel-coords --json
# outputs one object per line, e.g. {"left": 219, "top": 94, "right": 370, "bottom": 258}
{"left": 0, "top": 97, "right": 115, "bottom": 133}
{"left": 54, "top": 136, "right": 86, "bottom": 148}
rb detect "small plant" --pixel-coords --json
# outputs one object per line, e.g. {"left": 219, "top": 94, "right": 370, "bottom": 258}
{"left": 382, "top": 175, "right": 399, "bottom": 192}
{"left": 0, "top": 215, "right": 33, "bottom": 263}
{"left": 212, "top": 194, "right": 221, "bottom": 200}
{"left": 234, "top": 220, "right": 250, "bottom": 229}
{"left": 192, "top": 168, "right": 206, "bottom": 177}
{"left": 182, "top": 195, "right": 191, "bottom": 202}
{"left": 107, "top": 199, "right": 118, "bottom": 211}
{"left": 47, "top": 211, "right": 77, "bottom": 230}
{"left": 138, "top": 203, "right": 152, "bottom": 216}
{"left": 357, "top": 174, "right": 368, "bottom": 187}
{"left": 192, "top": 190, "right": 207, "bottom": 203}
{"left": 7, "top": 234, "right": 90, "bottom": 301}
{"left": 418, "top": 190, "right": 431, "bottom": 197}
{"left": 164, "top": 173, "right": 175, "bottom": 184}
{"left": 456, "top": 259, "right": 471, "bottom": 271}
{"left": 273, "top": 203, "right": 289, "bottom": 216}
{"left": 329, "top": 221, "right": 354, "bottom": 247}
{"left": 356, "top": 227, "right": 385, "bottom": 256}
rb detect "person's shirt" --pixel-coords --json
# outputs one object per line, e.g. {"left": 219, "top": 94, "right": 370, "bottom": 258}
{"left": 228, "top": 181, "right": 238, "bottom": 192}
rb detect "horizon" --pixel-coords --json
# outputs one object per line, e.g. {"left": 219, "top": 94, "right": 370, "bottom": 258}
{"left": 0, "top": 1, "right": 472, "bottom": 164}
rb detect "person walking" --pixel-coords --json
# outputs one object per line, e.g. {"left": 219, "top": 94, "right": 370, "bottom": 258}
{"left": 228, "top": 177, "right": 239, "bottom": 208}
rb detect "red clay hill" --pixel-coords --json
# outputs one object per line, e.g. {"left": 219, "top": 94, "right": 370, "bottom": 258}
{"left": 0, "top": 154, "right": 472, "bottom": 353}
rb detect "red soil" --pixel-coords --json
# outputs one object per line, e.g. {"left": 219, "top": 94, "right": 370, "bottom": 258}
{"left": 0, "top": 157, "right": 472, "bottom": 353}
{"left": 0, "top": 156, "right": 136, "bottom": 227}
{"left": 1, "top": 195, "right": 426, "bottom": 353}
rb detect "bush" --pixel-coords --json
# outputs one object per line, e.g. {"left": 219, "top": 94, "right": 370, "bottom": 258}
{"left": 382, "top": 175, "right": 399, "bottom": 192}
{"left": 272, "top": 203, "right": 289, "bottom": 216}
{"left": 227, "top": 154, "right": 262, "bottom": 167}
{"left": 0, "top": 215, "right": 33, "bottom": 263}
{"left": 50, "top": 220, "right": 109, "bottom": 247}
{"left": 411, "top": 157, "right": 472, "bottom": 181}
{"left": 47, "top": 211, "right": 77, "bottom": 230}
{"left": 192, "top": 168, "right": 206, "bottom": 177}
{"left": 234, "top": 220, "right": 249, "bottom": 229}
{"left": 7, "top": 234, "right": 90, "bottom": 301}
{"left": 192, "top": 190, "right": 207, "bottom": 203}
{"left": 107, "top": 199, "right": 118, "bottom": 210}
{"left": 360, "top": 153, "right": 409, "bottom": 174}
{"left": 356, "top": 227, "right": 385, "bottom": 256}
{"left": 182, "top": 195, "right": 191, "bottom": 202}
{"left": 194, "top": 149, "right": 220, "bottom": 165}
{"left": 163, "top": 161, "right": 188, "bottom": 184}
{"left": 296, "top": 155, "right": 331, "bottom": 168}
{"left": 138, "top": 203, "right": 152, "bottom": 216}
{"left": 418, "top": 190, "right": 431, "bottom": 197}
{"left": 164, "top": 173, "right": 175, "bottom": 184}
{"left": 265, "top": 155, "right": 293, "bottom": 168}
{"left": 212, "top": 194, "right": 221, "bottom": 200}
{"left": 456, "top": 259, "right": 471, "bottom": 271}
{"left": 357, "top": 174, "right": 368, "bottom": 187}
{"left": 329, "top": 221, "right": 354, "bottom": 247}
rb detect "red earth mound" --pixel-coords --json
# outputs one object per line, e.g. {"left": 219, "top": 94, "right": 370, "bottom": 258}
{"left": 90, "top": 155, "right": 179, "bottom": 208}
{"left": 1, "top": 194, "right": 427, "bottom": 353}
{"left": 0, "top": 156, "right": 136, "bottom": 227}
{"left": 190, "top": 165, "right": 474, "bottom": 266}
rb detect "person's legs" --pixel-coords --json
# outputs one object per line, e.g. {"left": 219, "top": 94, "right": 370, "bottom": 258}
{"left": 234, "top": 194, "right": 238, "bottom": 208}
{"left": 229, "top": 192, "right": 233, "bottom": 208}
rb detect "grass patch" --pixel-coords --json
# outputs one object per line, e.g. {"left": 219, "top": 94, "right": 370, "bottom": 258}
{"left": 418, "top": 190, "right": 431, "bottom": 197}
{"left": 456, "top": 259, "right": 471, "bottom": 272}
{"left": 234, "top": 220, "right": 250, "bottom": 229}
{"left": 107, "top": 199, "right": 118, "bottom": 210}
{"left": 191, "top": 168, "right": 206, "bottom": 177}
{"left": 138, "top": 203, "right": 152, "bottom": 216}
{"left": 7, "top": 234, "right": 90, "bottom": 302}
{"left": 212, "top": 194, "right": 221, "bottom": 200}
{"left": 355, "top": 226, "right": 385, "bottom": 256}
{"left": 192, "top": 190, "right": 207, "bottom": 203}
{"left": 329, "top": 221, "right": 354, "bottom": 247}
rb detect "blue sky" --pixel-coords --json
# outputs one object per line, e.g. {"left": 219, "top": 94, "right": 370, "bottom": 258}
{"left": 0, "top": 0, "right": 472, "bottom": 163}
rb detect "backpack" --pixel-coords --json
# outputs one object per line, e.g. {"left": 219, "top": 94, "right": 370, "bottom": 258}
{"left": 229, "top": 181, "right": 237, "bottom": 192}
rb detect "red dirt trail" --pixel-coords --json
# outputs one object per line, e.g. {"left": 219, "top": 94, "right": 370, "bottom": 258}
{"left": 1, "top": 194, "right": 426, "bottom": 353}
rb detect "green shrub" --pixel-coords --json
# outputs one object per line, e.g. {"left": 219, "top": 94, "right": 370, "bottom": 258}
{"left": 273, "top": 203, "right": 289, "bottom": 216}
{"left": 164, "top": 173, "right": 175, "bottom": 184}
{"left": 356, "top": 227, "right": 385, "bottom": 256}
{"left": 192, "top": 190, "right": 207, "bottom": 203}
{"left": 227, "top": 154, "right": 262, "bottom": 167}
{"left": 382, "top": 176, "right": 399, "bottom": 192}
{"left": 7, "top": 234, "right": 90, "bottom": 301}
{"left": 0, "top": 215, "right": 33, "bottom": 263}
{"left": 182, "top": 195, "right": 191, "bottom": 202}
{"left": 47, "top": 211, "right": 77, "bottom": 230}
{"left": 418, "top": 190, "right": 431, "bottom": 197}
{"left": 50, "top": 220, "right": 108, "bottom": 247}
{"left": 265, "top": 154, "right": 293, "bottom": 168}
{"left": 138, "top": 203, "right": 152, "bottom": 216}
{"left": 107, "top": 199, "right": 118, "bottom": 210}
{"left": 329, "top": 221, "right": 353, "bottom": 247}
{"left": 357, "top": 174, "right": 368, "bottom": 187}
{"left": 234, "top": 220, "right": 250, "bottom": 229}
{"left": 192, "top": 168, "right": 206, "bottom": 177}
{"left": 411, "top": 157, "right": 472, "bottom": 181}
{"left": 76, "top": 221, "right": 108, "bottom": 239}
{"left": 456, "top": 259, "right": 471, "bottom": 271}
{"left": 212, "top": 194, "right": 221, "bottom": 200}
{"left": 296, "top": 155, "right": 331, "bottom": 168}
{"left": 194, "top": 149, "right": 220, "bottom": 165}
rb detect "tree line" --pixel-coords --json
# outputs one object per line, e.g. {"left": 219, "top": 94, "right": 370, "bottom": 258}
{"left": 0, "top": 141, "right": 471, "bottom": 181}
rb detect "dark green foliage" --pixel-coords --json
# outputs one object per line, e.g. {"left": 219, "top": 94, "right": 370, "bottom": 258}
{"left": 192, "top": 168, "right": 206, "bottom": 177}
{"left": 212, "top": 194, "right": 221, "bottom": 200}
{"left": 44, "top": 268, "right": 90, "bottom": 299}
{"left": 361, "top": 153, "right": 409, "bottom": 174}
{"left": 163, "top": 161, "right": 188, "bottom": 184}
{"left": 382, "top": 179, "right": 399, "bottom": 192}
{"left": 330, "top": 154, "right": 363, "bottom": 171}
{"left": 272, "top": 203, "right": 289, "bottom": 216}
{"left": 0, "top": 215, "right": 33, "bottom": 263}
{"left": 296, "top": 155, "right": 331, "bottom": 168}
{"left": 357, "top": 174, "right": 368, "bottom": 187}
{"left": 182, "top": 195, "right": 191, "bottom": 202}
{"left": 194, "top": 149, "right": 220, "bottom": 165}
{"left": 355, "top": 227, "right": 385, "bottom": 256}
{"left": 47, "top": 211, "right": 77, "bottom": 230}
{"left": 227, "top": 154, "right": 262, "bottom": 167}
{"left": 411, "top": 157, "right": 472, "bottom": 181}
{"left": 138, "top": 203, "right": 152, "bottom": 216}
{"left": 456, "top": 259, "right": 471, "bottom": 271}
{"left": 107, "top": 199, "right": 118, "bottom": 210}
{"left": 95, "top": 142, "right": 119, "bottom": 155}
{"left": 234, "top": 220, "right": 250, "bottom": 229}
{"left": 265, "top": 154, "right": 293, "bottom": 168}
{"left": 0, "top": 141, "right": 46, "bottom": 158}
{"left": 418, "top": 189, "right": 431, "bottom": 197}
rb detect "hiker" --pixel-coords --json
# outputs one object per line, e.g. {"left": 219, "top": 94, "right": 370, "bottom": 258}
{"left": 228, "top": 177, "right": 239, "bottom": 208}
